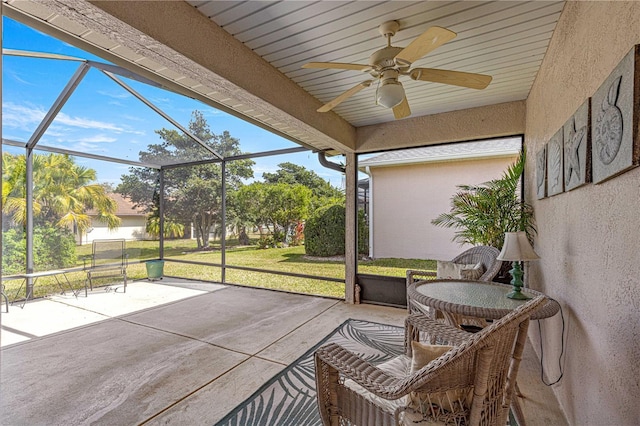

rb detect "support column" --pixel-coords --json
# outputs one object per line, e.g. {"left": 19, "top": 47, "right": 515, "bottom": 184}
{"left": 1, "top": 9, "right": 3, "bottom": 280}
{"left": 25, "top": 147, "right": 34, "bottom": 297}
{"left": 344, "top": 152, "right": 357, "bottom": 304}
{"left": 221, "top": 161, "right": 226, "bottom": 283}
{"left": 159, "top": 169, "right": 164, "bottom": 259}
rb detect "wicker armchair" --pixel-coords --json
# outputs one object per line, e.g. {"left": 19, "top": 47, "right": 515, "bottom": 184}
{"left": 315, "top": 295, "right": 545, "bottom": 426}
{"left": 407, "top": 246, "right": 502, "bottom": 286}
{"left": 406, "top": 246, "right": 502, "bottom": 325}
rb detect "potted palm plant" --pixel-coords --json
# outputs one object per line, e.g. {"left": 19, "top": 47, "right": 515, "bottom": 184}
{"left": 432, "top": 151, "right": 535, "bottom": 281}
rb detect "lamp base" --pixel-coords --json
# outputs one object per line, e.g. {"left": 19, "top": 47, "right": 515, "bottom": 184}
{"left": 507, "top": 261, "right": 531, "bottom": 300}
{"left": 506, "top": 289, "right": 531, "bottom": 300}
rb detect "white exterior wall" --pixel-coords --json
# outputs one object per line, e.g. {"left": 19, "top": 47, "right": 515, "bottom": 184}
{"left": 80, "top": 216, "right": 148, "bottom": 245}
{"left": 369, "top": 155, "right": 518, "bottom": 261}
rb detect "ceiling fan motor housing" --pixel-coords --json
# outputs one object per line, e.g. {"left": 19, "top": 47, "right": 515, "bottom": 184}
{"left": 369, "top": 46, "right": 404, "bottom": 73}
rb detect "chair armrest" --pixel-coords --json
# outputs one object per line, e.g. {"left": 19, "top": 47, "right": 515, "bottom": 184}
{"left": 315, "top": 343, "right": 414, "bottom": 400}
{"left": 316, "top": 342, "right": 468, "bottom": 400}
{"left": 406, "top": 269, "right": 436, "bottom": 285}
{"left": 405, "top": 314, "right": 473, "bottom": 354}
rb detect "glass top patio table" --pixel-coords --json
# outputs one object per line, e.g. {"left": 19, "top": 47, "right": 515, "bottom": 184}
{"left": 407, "top": 279, "right": 560, "bottom": 320}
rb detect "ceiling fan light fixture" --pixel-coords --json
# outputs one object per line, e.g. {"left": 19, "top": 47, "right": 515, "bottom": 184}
{"left": 377, "top": 80, "right": 405, "bottom": 108}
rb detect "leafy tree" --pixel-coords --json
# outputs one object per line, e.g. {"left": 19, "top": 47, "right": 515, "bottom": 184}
{"left": 233, "top": 181, "right": 312, "bottom": 244}
{"left": 228, "top": 182, "right": 266, "bottom": 243}
{"left": 2, "top": 152, "right": 120, "bottom": 233}
{"left": 263, "top": 162, "right": 343, "bottom": 209}
{"left": 117, "top": 110, "right": 254, "bottom": 248}
{"left": 431, "top": 151, "right": 535, "bottom": 249}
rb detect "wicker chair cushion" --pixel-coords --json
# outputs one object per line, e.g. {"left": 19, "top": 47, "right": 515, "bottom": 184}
{"left": 410, "top": 341, "right": 452, "bottom": 373}
{"left": 436, "top": 261, "right": 484, "bottom": 280}
{"left": 460, "top": 263, "right": 484, "bottom": 280}
{"left": 344, "top": 356, "right": 411, "bottom": 414}
{"left": 344, "top": 356, "right": 450, "bottom": 426}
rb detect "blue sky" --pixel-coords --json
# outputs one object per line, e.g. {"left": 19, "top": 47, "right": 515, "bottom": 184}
{"left": 2, "top": 16, "right": 344, "bottom": 188}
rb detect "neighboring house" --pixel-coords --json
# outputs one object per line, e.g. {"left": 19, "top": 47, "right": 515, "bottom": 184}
{"left": 359, "top": 137, "right": 521, "bottom": 260}
{"left": 79, "top": 193, "right": 149, "bottom": 244}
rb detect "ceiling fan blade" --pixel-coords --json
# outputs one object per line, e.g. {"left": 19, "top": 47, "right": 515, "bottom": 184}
{"left": 410, "top": 68, "right": 492, "bottom": 90}
{"left": 393, "top": 96, "right": 411, "bottom": 119}
{"left": 302, "top": 62, "right": 371, "bottom": 71}
{"left": 317, "top": 80, "right": 373, "bottom": 112}
{"left": 394, "top": 26, "right": 456, "bottom": 66}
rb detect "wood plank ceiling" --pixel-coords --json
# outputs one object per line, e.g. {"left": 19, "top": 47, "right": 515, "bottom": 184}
{"left": 188, "top": 0, "right": 565, "bottom": 127}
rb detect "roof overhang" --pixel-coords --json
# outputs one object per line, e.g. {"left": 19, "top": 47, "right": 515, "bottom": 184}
{"left": 3, "top": 0, "right": 528, "bottom": 154}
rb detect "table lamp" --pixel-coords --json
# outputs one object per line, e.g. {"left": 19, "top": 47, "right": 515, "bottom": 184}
{"left": 497, "top": 232, "right": 540, "bottom": 300}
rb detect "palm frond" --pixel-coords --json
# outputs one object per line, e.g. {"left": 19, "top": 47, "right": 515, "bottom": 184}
{"left": 431, "top": 151, "right": 535, "bottom": 249}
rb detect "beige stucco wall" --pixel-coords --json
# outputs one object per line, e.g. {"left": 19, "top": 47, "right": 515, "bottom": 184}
{"left": 525, "top": 2, "right": 640, "bottom": 425}
{"left": 81, "top": 216, "right": 148, "bottom": 244}
{"left": 368, "top": 155, "right": 517, "bottom": 261}
{"left": 357, "top": 101, "right": 526, "bottom": 153}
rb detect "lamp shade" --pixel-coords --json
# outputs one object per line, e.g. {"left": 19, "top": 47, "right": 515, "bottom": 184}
{"left": 497, "top": 232, "right": 540, "bottom": 261}
{"left": 377, "top": 80, "right": 405, "bottom": 108}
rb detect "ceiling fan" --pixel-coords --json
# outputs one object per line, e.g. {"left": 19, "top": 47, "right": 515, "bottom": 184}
{"left": 302, "top": 20, "right": 492, "bottom": 119}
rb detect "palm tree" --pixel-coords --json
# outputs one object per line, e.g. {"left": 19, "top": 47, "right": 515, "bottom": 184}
{"left": 431, "top": 151, "right": 535, "bottom": 250}
{"left": 2, "top": 152, "right": 120, "bottom": 233}
{"left": 145, "top": 215, "right": 185, "bottom": 239}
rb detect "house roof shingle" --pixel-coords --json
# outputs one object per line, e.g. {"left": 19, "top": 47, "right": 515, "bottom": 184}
{"left": 88, "top": 193, "right": 147, "bottom": 217}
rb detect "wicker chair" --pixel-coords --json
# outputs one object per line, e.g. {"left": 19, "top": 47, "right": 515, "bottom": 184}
{"left": 407, "top": 246, "right": 502, "bottom": 287}
{"left": 406, "top": 246, "right": 502, "bottom": 327}
{"left": 315, "top": 295, "right": 545, "bottom": 426}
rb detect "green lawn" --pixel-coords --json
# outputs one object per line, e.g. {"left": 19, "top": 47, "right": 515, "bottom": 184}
{"left": 3, "top": 239, "right": 435, "bottom": 301}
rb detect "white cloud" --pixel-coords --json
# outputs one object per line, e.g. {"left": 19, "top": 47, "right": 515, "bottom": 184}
{"left": 2, "top": 102, "right": 47, "bottom": 129}
{"left": 7, "top": 70, "right": 35, "bottom": 86}
{"left": 201, "top": 108, "right": 223, "bottom": 117}
{"left": 253, "top": 165, "right": 278, "bottom": 176}
{"left": 97, "top": 90, "right": 130, "bottom": 100}
{"left": 55, "top": 112, "right": 127, "bottom": 132}
{"left": 71, "top": 141, "right": 111, "bottom": 153}
{"left": 79, "top": 134, "right": 117, "bottom": 143}
{"left": 2, "top": 102, "right": 145, "bottom": 135}
{"left": 42, "top": 140, "right": 106, "bottom": 153}
{"left": 44, "top": 129, "right": 66, "bottom": 137}
{"left": 122, "top": 114, "right": 146, "bottom": 122}
{"left": 151, "top": 96, "right": 170, "bottom": 104}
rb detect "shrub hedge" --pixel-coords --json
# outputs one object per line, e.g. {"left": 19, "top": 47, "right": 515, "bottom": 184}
{"left": 2, "top": 225, "right": 77, "bottom": 273}
{"left": 304, "top": 204, "right": 368, "bottom": 257}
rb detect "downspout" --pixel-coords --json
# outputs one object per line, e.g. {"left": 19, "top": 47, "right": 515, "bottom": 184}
{"left": 318, "top": 152, "right": 345, "bottom": 173}
{"left": 365, "top": 166, "right": 373, "bottom": 259}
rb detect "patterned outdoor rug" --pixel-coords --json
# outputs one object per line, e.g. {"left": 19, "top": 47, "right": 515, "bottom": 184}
{"left": 215, "top": 319, "right": 405, "bottom": 426}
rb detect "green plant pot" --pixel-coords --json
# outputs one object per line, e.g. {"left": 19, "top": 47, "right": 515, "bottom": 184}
{"left": 145, "top": 260, "right": 165, "bottom": 281}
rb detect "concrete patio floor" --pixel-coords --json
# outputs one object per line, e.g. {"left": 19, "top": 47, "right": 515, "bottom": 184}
{"left": 0, "top": 279, "right": 566, "bottom": 425}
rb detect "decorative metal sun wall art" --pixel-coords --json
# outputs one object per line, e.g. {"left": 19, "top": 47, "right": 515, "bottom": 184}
{"left": 591, "top": 45, "right": 640, "bottom": 183}
{"left": 563, "top": 99, "right": 591, "bottom": 191}
{"left": 536, "top": 144, "right": 547, "bottom": 199}
{"left": 547, "top": 129, "right": 564, "bottom": 197}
